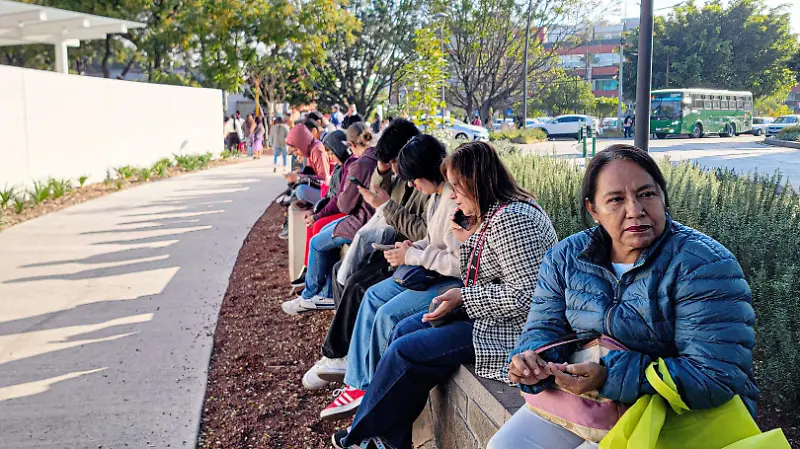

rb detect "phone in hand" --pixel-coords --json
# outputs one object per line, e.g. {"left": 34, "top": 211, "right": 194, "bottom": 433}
{"left": 452, "top": 209, "right": 471, "bottom": 230}
{"left": 372, "top": 243, "right": 396, "bottom": 251}
{"left": 348, "top": 176, "right": 367, "bottom": 189}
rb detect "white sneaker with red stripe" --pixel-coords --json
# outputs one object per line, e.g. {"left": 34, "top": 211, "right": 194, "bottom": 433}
{"left": 320, "top": 386, "right": 365, "bottom": 421}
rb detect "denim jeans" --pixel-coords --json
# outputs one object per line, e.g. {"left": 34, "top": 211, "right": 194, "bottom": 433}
{"left": 294, "top": 184, "right": 321, "bottom": 204}
{"left": 344, "top": 311, "right": 475, "bottom": 449}
{"left": 301, "top": 217, "right": 350, "bottom": 300}
{"left": 273, "top": 146, "right": 287, "bottom": 166}
{"left": 343, "top": 278, "right": 464, "bottom": 390}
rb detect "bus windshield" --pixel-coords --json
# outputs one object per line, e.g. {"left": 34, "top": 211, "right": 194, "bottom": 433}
{"left": 651, "top": 94, "right": 683, "bottom": 120}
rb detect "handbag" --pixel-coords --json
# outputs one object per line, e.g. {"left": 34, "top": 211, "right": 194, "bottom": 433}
{"left": 600, "top": 358, "right": 791, "bottom": 449}
{"left": 523, "top": 333, "right": 631, "bottom": 443}
{"left": 392, "top": 265, "right": 443, "bottom": 291}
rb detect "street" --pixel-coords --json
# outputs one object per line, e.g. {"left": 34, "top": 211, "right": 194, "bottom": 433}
{"left": 519, "top": 135, "right": 800, "bottom": 188}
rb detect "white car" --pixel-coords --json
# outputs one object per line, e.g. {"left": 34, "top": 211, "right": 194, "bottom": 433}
{"left": 765, "top": 115, "right": 798, "bottom": 136}
{"left": 450, "top": 120, "right": 489, "bottom": 141}
{"left": 750, "top": 117, "right": 773, "bottom": 136}
{"left": 492, "top": 118, "right": 514, "bottom": 131}
{"left": 533, "top": 114, "right": 598, "bottom": 140}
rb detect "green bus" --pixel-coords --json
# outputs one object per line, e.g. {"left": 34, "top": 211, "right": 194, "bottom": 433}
{"left": 649, "top": 89, "right": 753, "bottom": 139}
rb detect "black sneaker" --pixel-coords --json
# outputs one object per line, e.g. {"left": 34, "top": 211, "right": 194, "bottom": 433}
{"left": 290, "top": 267, "right": 307, "bottom": 287}
{"left": 331, "top": 429, "right": 349, "bottom": 449}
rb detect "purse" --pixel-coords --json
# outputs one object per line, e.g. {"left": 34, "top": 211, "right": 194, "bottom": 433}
{"left": 392, "top": 265, "right": 444, "bottom": 291}
{"left": 523, "top": 333, "right": 631, "bottom": 443}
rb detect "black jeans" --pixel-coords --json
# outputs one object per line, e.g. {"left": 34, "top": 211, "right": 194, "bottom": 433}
{"left": 322, "top": 255, "right": 392, "bottom": 359}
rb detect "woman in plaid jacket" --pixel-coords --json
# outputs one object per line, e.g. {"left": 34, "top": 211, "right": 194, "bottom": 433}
{"left": 332, "top": 141, "right": 559, "bottom": 449}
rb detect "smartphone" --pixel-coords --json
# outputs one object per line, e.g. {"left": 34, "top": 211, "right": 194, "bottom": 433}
{"left": 452, "top": 209, "right": 470, "bottom": 230}
{"left": 372, "top": 243, "right": 396, "bottom": 251}
{"left": 348, "top": 176, "right": 367, "bottom": 189}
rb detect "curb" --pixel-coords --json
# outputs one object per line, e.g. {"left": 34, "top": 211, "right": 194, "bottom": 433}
{"left": 763, "top": 138, "right": 800, "bottom": 150}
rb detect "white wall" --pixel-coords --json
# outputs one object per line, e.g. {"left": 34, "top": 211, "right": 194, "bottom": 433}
{"left": 0, "top": 65, "right": 223, "bottom": 188}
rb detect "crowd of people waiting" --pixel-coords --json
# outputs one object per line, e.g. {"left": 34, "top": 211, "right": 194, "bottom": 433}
{"left": 272, "top": 109, "right": 763, "bottom": 449}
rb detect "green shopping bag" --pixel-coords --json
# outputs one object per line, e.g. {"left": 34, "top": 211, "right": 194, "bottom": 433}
{"left": 599, "top": 358, "right": 791, "bottom": 449}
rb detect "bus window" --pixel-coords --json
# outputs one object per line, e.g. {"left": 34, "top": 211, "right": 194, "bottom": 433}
{"left": 737, "top": 99, "right": 744, "bottom": 109}
{"left": 704, "top": 99, "right": 713, "bottom": 109}
{"left": 721, "top": 99, "right": 729, "bottom": 109}
{"left": 651, "top": 95, "right": 683, "bottom": 120}
{"left": 713, "top": 97, "right": 720, "bottom": 109}
{"left": 695, "top": 99, "right": 704, "bottom": 109}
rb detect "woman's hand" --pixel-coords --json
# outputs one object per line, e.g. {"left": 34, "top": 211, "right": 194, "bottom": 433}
{"left": 450, "top": 209, "right": 477, "bottom": 243}
{"left": 422, "top": 288, "right": 464, "bottom": 322}
{"left": 383, "top": 241, "right": 412, "bottom": 267}
{"left": 547, "top": 361, "right": 607, "bottom": 395}
{"left": 304, "top": 211, "right": 316, "bottom": 228}
{"left": 508, "top": 350, "right": 553, "bottom": 385}
{"left": 284, "top": 172, "right": 298, "bottom": 183}
{"left": 358, "top": 185, "right": 390, "bottom": 208}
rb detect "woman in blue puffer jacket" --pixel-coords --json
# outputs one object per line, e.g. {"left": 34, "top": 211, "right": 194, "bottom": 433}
{"left": 488, "top": 144, "right": 758, "bottom": 449}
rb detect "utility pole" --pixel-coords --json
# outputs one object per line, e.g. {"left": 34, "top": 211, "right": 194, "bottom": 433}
{"left": 617, "top": 20, "right": 626, "bottom": 131}
{"left": 434, "top": 13, "right": 449, "bottom": 128}
{"left": 522, "top": 0, "right": 534, "bottom": 128}
{"left": 634, "top": 0, "right": 654, "bottom": 150}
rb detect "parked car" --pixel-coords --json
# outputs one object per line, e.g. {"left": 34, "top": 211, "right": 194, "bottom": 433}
{"left": 533, "top": 114, "right": 598, "bottom": 139}
{"left": 748, "top": 117, "right": 774, "bottom": 136}
{"left": 450, "top": 120, "right": 489, "bottom": 141}
{"left": 492, "top": 118, "right": 514, "bottom": 131}
{"left": 765, "top": 115, "right": 798, "bottom": 137}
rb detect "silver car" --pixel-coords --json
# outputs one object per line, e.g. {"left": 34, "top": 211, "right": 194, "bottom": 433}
{"left": 750, "top": 117, "right": 774, "bottom": 136}
{"left": 766, "top": 115, "right": 800, "bottom": 136}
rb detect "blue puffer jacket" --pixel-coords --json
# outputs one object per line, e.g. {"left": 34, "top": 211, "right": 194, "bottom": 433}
{"left": 511, "top": 217, "right": 759, "bottom": 416}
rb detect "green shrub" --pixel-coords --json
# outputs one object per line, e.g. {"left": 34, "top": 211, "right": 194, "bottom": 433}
{"left": 78, "top": 175, "right": 89, "bottom": 188}
{"left": 140, "top": 168, "right": 153, "bottom": 182}
{"left": 490, "top": 128, "right": 547, "bottom": 144}
{"left": 13, "top": 195, "right": 27, "bottom": 213}
{"left": 505, "top": 153, "right": 800, "bottom": 420}
{"left": 600, "top": 129, "right": 625, "bottom": 138}
{"left": 1, "top": 185, "right": 15, "bottom": 209}
{"left": 220, "top": 149, "right": 237, "bottom": 159}
{"left": 777, "top": 125, "right": 800, "bottom": 142}
{"left": 155, "top": 162, "right": 169, "bottom": 178}
{"left": 115, "top": 165, "right": 135, "bottom": 180}
{"left": 29, "top": 180, "right": 51, "bottom": 205}
{"left": 49, "top": 178, "right": 71, "bottom": 199}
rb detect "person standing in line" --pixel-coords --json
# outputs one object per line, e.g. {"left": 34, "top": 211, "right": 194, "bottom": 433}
{"left": 253, "top": 116, "right": 266, "bottom": 159}
{"left": 331, "top": 105, "right": 345, "bottom": 129}
{"left": 224, "top": 116, "right": 235, "bottom": 149}
{"left": 244, "top": 114, "right": 256, "bottom": 156}
{"left": 623, "top": 115, "right": 633, "bottom": 138}
{"left": 346, "top": 104, "right": 358, "bottom": 118}
{"left": 270, "top": 116, "right": 290, "bottom": 168}
{"left": 233, "top": 111, "right": 244, "bottom": 153}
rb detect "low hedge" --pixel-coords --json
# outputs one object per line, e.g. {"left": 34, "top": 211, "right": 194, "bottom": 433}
{"left": 777, "top": 125, "right": 800, "bottom": 142}
{"left": 490, "top": 128, "right": 547, "bottom": 144}
{"left": 504, "top": 153, "right": 800, "bottom": 421}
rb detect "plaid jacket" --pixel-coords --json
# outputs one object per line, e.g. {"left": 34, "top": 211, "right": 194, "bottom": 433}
{"left": 460, "top": 201, "right": 558, "bottom": 384}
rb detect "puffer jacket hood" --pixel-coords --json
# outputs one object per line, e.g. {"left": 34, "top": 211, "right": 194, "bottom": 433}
{"left": 286, "top": 124, "right": 314, "bottom": 157}
{"left": 512, "top": 217, "right": 759, "bottom": 416}
{"left": 323, "top": 130, "right": 352, "bottom": 163}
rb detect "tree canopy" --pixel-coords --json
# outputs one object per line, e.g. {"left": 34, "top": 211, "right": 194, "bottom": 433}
{"left": 623, "top": 0, "right": 798, "bottom": 99}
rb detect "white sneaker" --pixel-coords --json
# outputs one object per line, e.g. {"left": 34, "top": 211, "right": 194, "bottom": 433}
{"left": 317, "top": 356, "right": 347, "bottom": 383}
{"left": 302, "top": 364, "right": 330, "bottom": 390}
{"left": 281, "top": 296, "right": 335, "bottom": 315}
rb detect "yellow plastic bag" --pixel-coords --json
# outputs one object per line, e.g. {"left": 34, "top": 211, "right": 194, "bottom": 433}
{"left": 599, "top": 358, "right": 791, "bottom": 449}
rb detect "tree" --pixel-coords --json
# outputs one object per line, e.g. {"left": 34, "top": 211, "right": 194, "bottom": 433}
{"left": 401, "top": 26, "right": 448, "bottom": 130}
{"left": 755, "top": 87, "right": 793, "bottom": 117}
{"left": 528, "top": 72, "right": 596, "bottom": 116}
{"left": 594, "top": 96, "right": 619, "bottom": 120}
{"left": 313, "top": 0, "right": 419, "bottom": 118}
{"left": 623, "top": 0, "right": 798, "bottom": 99}
{"left": 434, "top": 0, "right": 603, "bottom": 123}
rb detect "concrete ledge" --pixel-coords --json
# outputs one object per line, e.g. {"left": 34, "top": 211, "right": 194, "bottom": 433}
{"left": 763, "top": 137, "right": 800, "bottom": 150}
{"left": 413, "top": 365, "right": 524, "bottom": 449}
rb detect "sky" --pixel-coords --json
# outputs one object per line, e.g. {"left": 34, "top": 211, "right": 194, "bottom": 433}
{"left": 606, "top": 0, "right": 800, "bottom": 33}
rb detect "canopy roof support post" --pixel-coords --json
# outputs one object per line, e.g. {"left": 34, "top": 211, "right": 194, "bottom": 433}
{"left": 54, "top": 40, "right": 67, "bottom": 74}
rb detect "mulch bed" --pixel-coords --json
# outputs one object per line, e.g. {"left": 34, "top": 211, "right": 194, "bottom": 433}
{"left": 0, "top": 158, "right": 247, "bottom": 231}
{"left": 198, "top": 203, "right": 800, "bottom": 449}
{"left": 198, "top": 203, "right": 339, "bottom": 449}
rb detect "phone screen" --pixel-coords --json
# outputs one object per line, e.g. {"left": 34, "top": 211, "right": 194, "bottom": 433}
{"left": 453, "top": 210, "right": 470, "bottom": 230}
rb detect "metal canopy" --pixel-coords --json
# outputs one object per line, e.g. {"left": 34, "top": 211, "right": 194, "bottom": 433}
{"left": 0, "top": 0, "right": 144, "bottom": 74}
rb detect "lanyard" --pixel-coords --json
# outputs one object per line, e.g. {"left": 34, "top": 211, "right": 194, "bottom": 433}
{"left": 465, "top": 205, "right": 507, "bottom": 287}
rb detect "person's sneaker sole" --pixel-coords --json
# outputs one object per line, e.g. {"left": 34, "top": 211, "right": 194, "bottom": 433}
{"left": 282, "top": 299, "right": 335, "bottom": 316}
{"left": 331, "top": 429, "right": 349, "bottom": 449}
{"left": 317, "top": 370, "right": 346, "bottom": 383}
{"left": 320, "top": 397, "right": 362, "bottom": 421}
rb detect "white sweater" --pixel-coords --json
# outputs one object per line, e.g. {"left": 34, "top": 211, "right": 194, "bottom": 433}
{"left": 404, "top": 184, "right": 462, "bottom": 277}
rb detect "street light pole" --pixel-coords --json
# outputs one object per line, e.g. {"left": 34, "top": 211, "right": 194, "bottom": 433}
{"left": 617, "top": 20, "right": 626, "bottom": 131}
{"left": 522, "top": 0, "right": 533, "bottom": 128}
{"left": 433, "top": 12, "right": 449, "bottom": 129}
{"left": 634, "top": 0, "right": 654, "bottom": 150}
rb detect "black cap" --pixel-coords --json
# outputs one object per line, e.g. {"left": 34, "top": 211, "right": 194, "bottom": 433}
{"left": 323, "top": 130, "right": 351, "bottom": 162}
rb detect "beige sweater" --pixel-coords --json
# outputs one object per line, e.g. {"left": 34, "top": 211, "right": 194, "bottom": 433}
{"left": 404, "top": 184, "right": 461, "bottom": 277}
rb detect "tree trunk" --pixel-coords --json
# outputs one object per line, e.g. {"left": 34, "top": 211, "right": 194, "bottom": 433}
{"left": 102, "top": 36, "right": 112, "bottom": 78}
{"left": 118, "top": 53, "right": 137, "bottom": 80}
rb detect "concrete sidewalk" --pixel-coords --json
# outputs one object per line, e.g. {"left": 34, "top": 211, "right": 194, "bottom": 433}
{"left": 0, "top": 160, "right": 285, "bottom": 448}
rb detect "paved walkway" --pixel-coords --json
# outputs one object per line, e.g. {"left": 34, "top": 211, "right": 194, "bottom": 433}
{"left": 0, "top": 160, "right": 285, "bottom": 448}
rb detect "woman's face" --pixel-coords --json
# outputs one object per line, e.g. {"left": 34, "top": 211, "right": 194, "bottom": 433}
{"left": 288, "top": 145, "right": 301, "bottom": 157}
{"left": 411, "top": 177, "right": 439, "bottom": 196}
{"left": 586, "top": 159, "right": 667, "bottom": 263}
{"left": 447, "top": 171, "right": 478, "bottom": 217}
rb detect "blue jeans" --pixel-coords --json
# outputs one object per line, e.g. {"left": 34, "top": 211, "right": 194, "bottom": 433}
{"left": 294, "top": 184, "right": 322, "bottom": 204}
{"left": 344, "top": 311, "right": 475, "bottom": 449}
{"left": 301, "top": 217, "right": 350, "bottom": 299}
{"left": 343, "top": 278, "right": 463, "bottom": 390}
{"left": 273, "top": 146, "right": 287, "bottom": 166}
